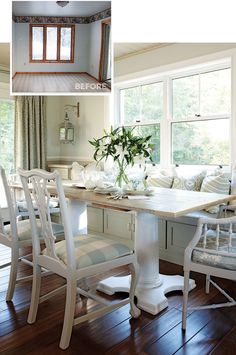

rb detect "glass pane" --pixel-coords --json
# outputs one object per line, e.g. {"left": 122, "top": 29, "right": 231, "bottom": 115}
{"left": 200, "top": 68, "right": 231, "bottom": 116}
{"left": 0, "top": 100, "right": 15, "bottom": 174}
{"left": 172, "top": 119, "right": 229, "bottom": 165}
{"left": 120, "top": 86, "right": 140, "bottom": 124}
{"left": 32, "top": 27, "right": 44, "bottom": 60}
{"left": 172, "top": 74, "right": 199, "bottom": 120}
{"left": 129, "top": 125, "right": 160, "bottom": 163}
{"left": 60, "top": 27, "right": 72, "bottom": 60}
{"left": 46, "top": 27, "right": 57, "bottom": 60}
{"left": 141, "top": 82, "right": 163, "bottom": 122}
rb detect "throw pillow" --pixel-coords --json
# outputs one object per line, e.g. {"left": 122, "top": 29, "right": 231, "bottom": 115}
{"left": 147, "top": 174, "right": 173, "bottom": 188}
{"left": 201, "top": 174, "right": 230, "bottom": 213}
{"left": 172, "top": 171, "right": 206, "bottom": 191}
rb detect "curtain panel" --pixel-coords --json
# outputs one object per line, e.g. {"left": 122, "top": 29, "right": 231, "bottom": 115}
{"left": 15, "top": 96, "right": 47, "bottom": 170}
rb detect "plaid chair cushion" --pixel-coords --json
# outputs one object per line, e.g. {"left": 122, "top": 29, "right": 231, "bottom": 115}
{"left": 5, "top": 219, "right": 64, "bottom": 241}
{"left": 192, "top": 229, "right": 236, "bottom": 270}
{"left": 50, "top": 234, "right": 133, "bottom": 269}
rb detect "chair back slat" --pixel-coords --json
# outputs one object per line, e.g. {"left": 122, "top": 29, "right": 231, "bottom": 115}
{"left": 229, "top": 223, "right": 233, "bottom": 250}
{"left": 196, "top": 215, "right": 236, "bottom": 257}
{"left": 18, "top": 168, "right": 76, "bottom": 270}
{"left": 30, "top": 175, "right": 58, "bottom": 259}
{"left": 0, "top": 166, "right": 18, "bottom": 242}
{"left": 216, "top": 224, "right": 220, "bottom": 250}
{"left": 203, "top": 223, "right": 207, "bottom": 248}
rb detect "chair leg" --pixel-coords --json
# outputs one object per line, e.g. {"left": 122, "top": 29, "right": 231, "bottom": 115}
{"left": 6, "top": 247, "right": 19, "bottom": 301}
{"left": 27, "top": 264, "right": 42, "bottom": 324}
{"left": 182, "top": 270, "right": 190, "bottom": 330}
{"left": 128, "top": 263, "right": 141, "bottom": 319}
{"left": 59, "top": 278, "right": 77, "bottom": 350}
{"left": 205, "top": 274, "right": 210, "bottom": 294}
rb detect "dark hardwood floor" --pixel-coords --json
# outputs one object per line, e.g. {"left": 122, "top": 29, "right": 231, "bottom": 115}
{"left": 0, "top": 244, "right": 236, "bottom": 355}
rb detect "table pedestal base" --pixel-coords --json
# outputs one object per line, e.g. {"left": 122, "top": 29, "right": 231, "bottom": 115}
{"left": 97, "top": 274, "right": 196, "bottom": 315}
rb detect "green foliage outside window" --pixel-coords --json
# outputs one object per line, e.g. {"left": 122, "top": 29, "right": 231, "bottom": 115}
{"left": 119, "top": 67, "right": 230, "bottom": 166}
{"left": 0, "top": 100, "right": 15, "bottom": 174}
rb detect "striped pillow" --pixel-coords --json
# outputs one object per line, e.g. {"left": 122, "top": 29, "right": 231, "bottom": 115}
{"left": 201, "top": 174, "right": 230, "bottom": 213}
{"left": 147, "top": 174, "right": 173, "bottom": 188}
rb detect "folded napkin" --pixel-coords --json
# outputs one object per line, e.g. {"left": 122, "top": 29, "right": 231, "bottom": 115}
{"left": 127, "top": 196, "right": 150, "bottom": 200}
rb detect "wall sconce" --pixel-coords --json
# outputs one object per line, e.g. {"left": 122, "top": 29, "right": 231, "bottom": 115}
{"left": 59, "top": 113, "right": 74, "bottom": 144}
{"left": 59, "top": 103, "right": 79, "bottom": 144}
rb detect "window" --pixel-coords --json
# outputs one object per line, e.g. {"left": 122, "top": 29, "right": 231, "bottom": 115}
{"left": 30, "top": 25, "right": 75, "bottom": 63}
{"left": 0, "top": 99, "right": 15, "bottom": 174}
{"left": 119, "top": 82, "right": 164, "bottom": 163}
{"left": 117, "top": 63, "right": 231, "bottom": 167}
{"left": 171, "top": 68, "right": 230, "bottom": 165}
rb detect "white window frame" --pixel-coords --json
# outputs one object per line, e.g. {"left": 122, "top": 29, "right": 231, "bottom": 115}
{"left": 115, "top": 57, "right": 232, "bottom": 173}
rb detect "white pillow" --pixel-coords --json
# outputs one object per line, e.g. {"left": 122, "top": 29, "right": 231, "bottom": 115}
{"left": 201, "top": 174, "right": 230, "bottom": 213}
{"left": 84, "top": 161, "right": 102, "bottom": 172}
{"left": 147, "top": 173, "right": 173, "bottom": 188}
{"left": 71, "top": 162, "right": 84, "bottom": 181}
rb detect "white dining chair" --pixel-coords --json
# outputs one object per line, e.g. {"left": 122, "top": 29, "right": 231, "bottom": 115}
{"left": 18, "top": 168, "right": 141, "bottom": 350}
{"left": 182, "top": 215, "right": 236, "bottom": 330}
{"left": 0, "top": 166, "right": 64, "bottom": 301}
{"left": 7, "top": 171, "right": 61, "bottom": 218}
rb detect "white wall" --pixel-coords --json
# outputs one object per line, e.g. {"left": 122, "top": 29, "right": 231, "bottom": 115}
{"left": 88, "top": 19, "right": 103, "bottom": 79}
{"left": 13, "top": 19, "right": 109, "bottom": 79}
{"left": 13, "top": 23, "right": 90, "bottom": 73}
{"left": 46, "top": 95, "right": 110, "bottom": 162}
{"left": 115, "top": 43, "right": 236, "bottom": 80}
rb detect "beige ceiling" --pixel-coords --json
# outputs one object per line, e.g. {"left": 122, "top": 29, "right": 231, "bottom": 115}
{"left": 114, "top": 43, "right": 172, "bottom": 60}
{"left": 0, "top": 44, "right": 10, "bottom": 68}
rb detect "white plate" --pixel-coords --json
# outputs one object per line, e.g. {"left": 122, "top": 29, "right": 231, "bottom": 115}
{"left": 94, "top": 187, "right": 119, "bottom": 194}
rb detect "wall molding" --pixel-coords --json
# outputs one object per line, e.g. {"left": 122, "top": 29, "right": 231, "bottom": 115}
{"left": 12, "top": 8, "right": 111, "bottom": 24}
{"left": 47, "top": 156, "right": 93, "bottom": 165}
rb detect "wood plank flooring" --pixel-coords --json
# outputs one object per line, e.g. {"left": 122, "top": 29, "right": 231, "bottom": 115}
{"left": 0, "top": 243, "right": 236, "bottom": 354}
{"left": 12, "top": 74, "right": 110, "bottom": 93}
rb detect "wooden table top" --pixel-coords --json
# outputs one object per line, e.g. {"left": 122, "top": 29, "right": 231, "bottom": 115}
{"left": 59, "top": 186, "right": 236, "bottom": 218}
{"left": 12, "top": 181, "right": 235, "bottom": 218}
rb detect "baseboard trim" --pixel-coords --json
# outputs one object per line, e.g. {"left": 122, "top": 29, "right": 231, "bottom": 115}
{"left": 85, "top": 72, "right": 100, "bottom": 82}
{"left": 14, "top": 72, "right": 100, "bottom": 83}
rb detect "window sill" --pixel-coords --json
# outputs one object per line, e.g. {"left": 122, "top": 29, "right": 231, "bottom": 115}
{"left": 30, "top": 60, "right": 74, "bottom": 64}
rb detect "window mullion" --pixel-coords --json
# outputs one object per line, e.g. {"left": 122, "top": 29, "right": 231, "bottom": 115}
{"left": 198, "top": 73, "right": 201, "bottom": 116}
{"left": 43, "top": 26, "right": 46, "bottom": 62}
{"left": 139, "top": 86, "right": 142, "bottom": 122}
{"left": 160, "top": 77, "right": 170, "bottom": 168}
{"left": 57, "top": 25, "right": 60, "bottom": 62}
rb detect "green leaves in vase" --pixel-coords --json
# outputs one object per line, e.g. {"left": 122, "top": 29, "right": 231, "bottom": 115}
{"left": 89, "top": 126, "right": 155, "bottom": 187}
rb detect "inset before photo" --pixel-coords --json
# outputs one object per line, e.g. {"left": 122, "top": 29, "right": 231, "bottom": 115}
{"left": 12, "top": 1, "right": 111, "bottom": 93}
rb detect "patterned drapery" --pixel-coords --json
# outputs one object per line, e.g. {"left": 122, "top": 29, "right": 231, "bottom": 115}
{"left": 14, "top": 96, "right": 47, "bottom": 170}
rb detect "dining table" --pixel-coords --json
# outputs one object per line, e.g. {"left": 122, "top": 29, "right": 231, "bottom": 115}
{"left": 54, "top": 185, "right": 235, "bottom": 315}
